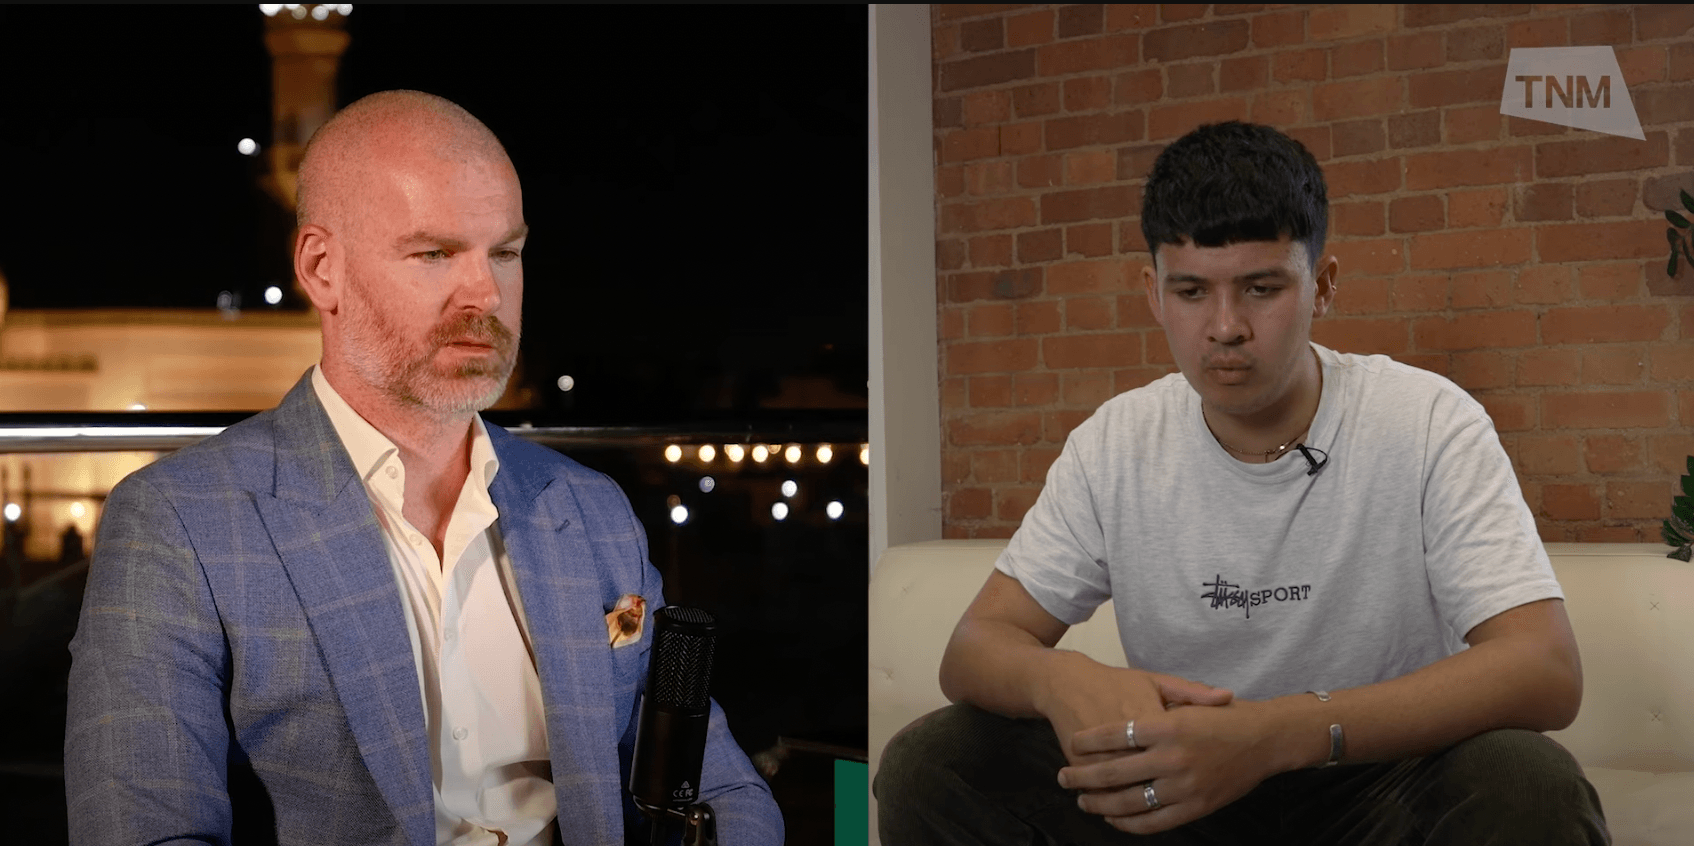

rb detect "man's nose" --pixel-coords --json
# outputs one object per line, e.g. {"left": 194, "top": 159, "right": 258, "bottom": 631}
{"left": 1207, "top": 292, "right": 1249, "bottom": 344}
{"left": 453, "top": 254, "right": 502, "bottom": 313}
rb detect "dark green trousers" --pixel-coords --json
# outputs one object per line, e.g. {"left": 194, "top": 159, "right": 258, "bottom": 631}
{"left": 875, "top": 704, "right": 1610, "bottom": 845}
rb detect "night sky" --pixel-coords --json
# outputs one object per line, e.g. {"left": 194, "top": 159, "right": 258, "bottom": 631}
{"left": 0, "top": 5, "right": 866, "bottom": 423}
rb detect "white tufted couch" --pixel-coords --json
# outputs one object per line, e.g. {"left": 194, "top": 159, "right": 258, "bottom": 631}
{"left": 868, "top": 541, "right": 1694, "bottom": 846}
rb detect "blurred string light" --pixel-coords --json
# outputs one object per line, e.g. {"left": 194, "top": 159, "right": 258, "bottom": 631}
{"left": 669, "top": 505, "right": 689, "bottom": 525}
{"left": 237, "top": 138, "right": 259, "bottom": 156}
{"left": 698, "top": 476, "right": 715, "bottom": 493}
{"left": 2, "top": 503, "right": 19, "bottom": 522}
{"left": 259, "top": 4, "right": 352, "bottom": 17}
{"left": 860, "top": 443, "right": 870, "bottom": 465}
{"left": 128, "top": 403, "right": 147, "bottom": 411}
{"left": 770, "top": 502, "right": 788, "bottom": 521}
{"left": 264, "top": 286, "right": 282, "bottom": 305}
{"left": 69, "top": 502, "right": 87, "bottom": 519}
{"left": 825, "top": 500, "right": 844, "bottom": 521}
{"left": 556, "top": 374, "right": 574, "bottom": 392}
{"left": 660, "top": 442, "right": 859, "bottom": 472}
{"left": 781, "top": 480, "right": 798, "bottom": 498}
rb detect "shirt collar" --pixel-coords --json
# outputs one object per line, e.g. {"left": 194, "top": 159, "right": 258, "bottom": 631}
{"left": 310, "top": 365, "right": 501, "bottom": 492}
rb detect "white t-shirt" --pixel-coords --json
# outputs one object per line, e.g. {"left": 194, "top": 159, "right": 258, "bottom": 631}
{"left": 996, "top": 343, "right": 1563, "bottom": 702}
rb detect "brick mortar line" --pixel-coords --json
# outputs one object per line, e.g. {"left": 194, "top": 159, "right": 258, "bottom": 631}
{"left": 930, "top": 130, "right": 1694, "bottom": 169}
{"left": 932, "top": 4, "right": 1679, "bottom": 33}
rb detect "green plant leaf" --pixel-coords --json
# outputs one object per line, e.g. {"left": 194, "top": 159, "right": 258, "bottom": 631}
{"left": 1672, "top": 509, "right": 1694, "bottom": 539}
{"left": 1687, "top": 455, "right": 1693, "bottom": 476}
{"left": 1669, "top": 520, "right": 1691, "bottom": 548}
{"left": 1682, "top": 188, "right": 1694, "bottom": 216}
{"left": 1673, "top": 210, "right": 1693, "bottom": 229}
{"left": 1674, "top": 248, "right": 1682, "bottom": 279}
{"left": 1684, "top": 473, "right": 1694, "bottom": 498}
{"left": 1675, "top": 499, "right": 1694, "bottom": 530}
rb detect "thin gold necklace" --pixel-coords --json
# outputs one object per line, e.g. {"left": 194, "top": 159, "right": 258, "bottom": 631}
{"left": 1202, "top": 407, "right": 1310, "bottom": 462}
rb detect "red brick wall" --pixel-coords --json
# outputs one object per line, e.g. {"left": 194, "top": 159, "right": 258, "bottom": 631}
{"left": 932, "top": 4, "right": 1694, "bottom": 542}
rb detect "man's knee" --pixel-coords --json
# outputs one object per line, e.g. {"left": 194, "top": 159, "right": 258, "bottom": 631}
{"left": 1430, "top": 729, "right": 1607, "bottom": 843}
{"left": 1446, "top": 729, "right": 1590, "bottom": 797}
{"left": 876, "top": 704, "right": 1027, "bottom": 802}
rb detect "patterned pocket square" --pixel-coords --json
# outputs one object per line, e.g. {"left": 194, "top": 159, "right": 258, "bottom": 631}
{"left": 606, "top": 593, "right": 646, "bottom": 648}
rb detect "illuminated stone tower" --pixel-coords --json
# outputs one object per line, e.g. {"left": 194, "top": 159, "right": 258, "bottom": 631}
{"left": 258, "top": 4, "right": 352, "bottom": 213}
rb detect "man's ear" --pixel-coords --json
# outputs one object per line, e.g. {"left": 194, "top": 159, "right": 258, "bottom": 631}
{"left": 1311, "top": 254, "right": 1339, "bottom": 319}
{"left": 1143, "top": 255, "right": 1165, "bottom": 327}
{"left": 294, "top": 224, "right": 340, "bottom": 314}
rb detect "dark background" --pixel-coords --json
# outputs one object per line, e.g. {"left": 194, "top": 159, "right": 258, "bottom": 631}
{"left": 0, "top": 3, "right": 867, "bottom": 422}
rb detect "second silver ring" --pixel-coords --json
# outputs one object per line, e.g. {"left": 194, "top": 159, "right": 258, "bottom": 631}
{"left": 1143, "top": 781, "right": 1161, "bottom": 811}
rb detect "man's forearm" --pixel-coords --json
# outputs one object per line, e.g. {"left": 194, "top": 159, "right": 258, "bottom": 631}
{"left": 1260, "top": 615, "right": 1582, "bottom": 772}
{"left": 939, "top": 617, "right": 1083, "bottom": 719}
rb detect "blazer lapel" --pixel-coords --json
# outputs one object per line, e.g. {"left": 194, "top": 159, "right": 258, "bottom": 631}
{"left": 489, "top": 429, "right": 624, "bottom": 844}
{"left": 253, "top": 374, "right": 435, "bottom": 846}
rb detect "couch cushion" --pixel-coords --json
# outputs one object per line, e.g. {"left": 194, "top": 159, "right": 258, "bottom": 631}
{"left": 1543, "top": 544, "right": 1694, "bottom": 774}
{"left": 1581, "top": 768, "right": 1694, "bottom": 846}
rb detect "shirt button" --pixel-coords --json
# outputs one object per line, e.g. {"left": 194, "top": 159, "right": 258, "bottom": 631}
{"left": 443, "top": 630, "right": 455, "bottom": 642}
{"left": 408, "top": 534, "right": 422, "bottom": 546}
{"left": 453, "top": 727, "right": 469, "bottom": 741}
{"left": 386, "top": 466, "right": 398, "bottom": 479}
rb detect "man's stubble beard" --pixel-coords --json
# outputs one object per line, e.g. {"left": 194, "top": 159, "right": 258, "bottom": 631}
{"left": 340, "top": 272, "right": 520, "bottom": 417}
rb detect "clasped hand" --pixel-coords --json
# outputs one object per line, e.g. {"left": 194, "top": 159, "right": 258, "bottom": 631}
{"left": 1038, "top": 657, "right": 1277, "bottom": 835}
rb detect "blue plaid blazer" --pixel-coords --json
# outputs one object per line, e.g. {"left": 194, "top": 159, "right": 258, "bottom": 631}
{"left": 65, "top": 374, "right": 782, "bottom": 846}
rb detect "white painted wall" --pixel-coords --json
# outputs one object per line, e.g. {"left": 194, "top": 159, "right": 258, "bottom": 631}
{"left": 868, "top": 4, "right": 942, "bottom": 575}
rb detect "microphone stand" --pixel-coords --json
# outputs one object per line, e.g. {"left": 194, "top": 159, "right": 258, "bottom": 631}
{"left": 641, "top": 800, "right": 717, "bottom": 846}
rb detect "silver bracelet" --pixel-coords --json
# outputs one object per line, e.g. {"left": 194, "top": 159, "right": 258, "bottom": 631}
{"left": 1308, "top": 690, "right": 1344, "bottom": 767}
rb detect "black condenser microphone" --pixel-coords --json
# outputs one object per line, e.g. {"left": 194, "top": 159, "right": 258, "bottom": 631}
{"left": 1295, "top": 444, "right": 1330, "bottom": 477}
{"left": 630, "top": 606, "right": 718, "bottom": 840}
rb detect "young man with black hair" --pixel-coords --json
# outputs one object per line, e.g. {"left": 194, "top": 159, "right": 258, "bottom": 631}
{"left": 875, "top": 122, "right": 1608, "bottom": 844}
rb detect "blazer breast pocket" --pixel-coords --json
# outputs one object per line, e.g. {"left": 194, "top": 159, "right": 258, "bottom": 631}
{"left": 611, "top": 639, "right": 651, "bottom": 705}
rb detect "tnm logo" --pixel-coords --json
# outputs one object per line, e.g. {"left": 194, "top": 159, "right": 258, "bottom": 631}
{"left": 1514, "top": 74, "right": 1612, "bottom": 110}
{"left": 1499, "top": 47, "right": 1643, "bottom": 140}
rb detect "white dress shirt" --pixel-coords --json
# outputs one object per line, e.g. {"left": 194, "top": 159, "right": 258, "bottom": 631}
{"left": 313, "top": 367, "right": 556, "bottom": 846}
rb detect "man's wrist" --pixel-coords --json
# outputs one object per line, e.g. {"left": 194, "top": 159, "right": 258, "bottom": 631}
{"left": 1261, "top": 694, "right": 1338, "bottom": 773}
{"left": 1027, "top": 648, "right": 1092, "bottom": 717}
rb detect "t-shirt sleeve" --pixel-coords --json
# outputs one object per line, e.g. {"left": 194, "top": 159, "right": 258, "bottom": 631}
{"left": 1421, "top": 387, "right": 1564, "bottom": 642}
{"left": 994, "top": 421, "right": 1114, "bottom": 626}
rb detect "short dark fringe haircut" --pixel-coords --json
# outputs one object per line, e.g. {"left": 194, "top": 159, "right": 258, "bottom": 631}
{"left": 1140, "top": 121, "right": 1328, "bottom": 270}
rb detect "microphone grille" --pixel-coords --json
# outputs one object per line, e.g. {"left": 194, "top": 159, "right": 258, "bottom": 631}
{"left": 651, "top": 606, "right": 717, "bottom": 709}
{"left": 661, "top": 606, "right": 716, "bottom": 626}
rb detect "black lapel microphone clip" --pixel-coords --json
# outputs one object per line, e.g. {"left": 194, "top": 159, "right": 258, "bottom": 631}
{"left": 1294, "top": 444, "right": 1330, "bottom": 476}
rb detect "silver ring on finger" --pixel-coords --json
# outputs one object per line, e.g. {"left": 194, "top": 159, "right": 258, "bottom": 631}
{"left": 1124, "top": 719, "right": 1138, "bottom": 750}
{"left": 1143, "top": 781, "right": 1161, "bottom": 811}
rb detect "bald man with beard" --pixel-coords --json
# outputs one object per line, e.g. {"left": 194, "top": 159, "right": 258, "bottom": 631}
{"left": 65, "top": 91, "right": 782, "bottom": 846}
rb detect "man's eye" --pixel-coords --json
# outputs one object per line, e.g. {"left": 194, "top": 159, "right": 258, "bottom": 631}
{"left": 1249, "top": 285, "right": 1278, "bottom": 296}
{"left": 418, "top": 249, "right": 449, "bottom": 261}
{"left": 1175, "top": 288, "right": 1203, "bottom": 299}
{"left": 494, "top": 249, "right": 522, "bottom": 262}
